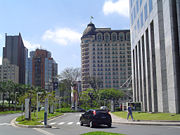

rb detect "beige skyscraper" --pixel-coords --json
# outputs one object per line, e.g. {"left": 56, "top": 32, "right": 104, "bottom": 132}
{"left": 81, "top": 22, "right": 131, "bottom": 91}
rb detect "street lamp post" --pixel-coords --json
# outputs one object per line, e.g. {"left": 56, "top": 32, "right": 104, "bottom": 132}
{"left": 37, "top": 92, "right": 42, "bottom": 119}
{"left": 15, "top": 92, "right": 18, "bottom": 111}
{"left": 88, "top": 93, "right": 93, "bottom": 107}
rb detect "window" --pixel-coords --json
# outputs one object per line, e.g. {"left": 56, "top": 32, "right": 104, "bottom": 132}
{"left": 97, "top": 33, "right": 102, "bottom": 42}
{"left": 130, "top": 0, "right": 133, "bottom": 8}
{"left": 140, "top": 0, "right": 142, "bottom": 7}
{"left": 112, "top": 33, "right": 117, "bottom": 42}
{"left": 141, "top": 11, "right": 143, "bottom": 28}
{"left": 126, "top": 32, "right": 130, "bottom": 41}
{"left": 104, "top": 33, "right": 110, "bottom": 42}
{"left": 131, "top": 13, "right": 134, "bottom": 25}
{"left": 144, "top": 3, "right": 148, "bottom": 21}
{"left": 136, "top": 0, "right": 139, "bottom": 14}
{"left": 149, "top": 0, "right": 153, "bottom": 13}
{"left": 119, "top": 33, "right": 124, "bottom": 41}
{"left": 137, "top": 19, "right": 140, "bottom": 30}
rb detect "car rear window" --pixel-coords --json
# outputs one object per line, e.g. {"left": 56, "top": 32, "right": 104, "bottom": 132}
{"left": 96, "top": 110, "right": 108, "bottom": 114}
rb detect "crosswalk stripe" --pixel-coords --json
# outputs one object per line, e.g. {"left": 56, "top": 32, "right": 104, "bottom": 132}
{"left": 67, "top": 122, "right": 73, "bottom": 125}
{"left": 76, "top": 122, "right": 80, "bottom": 125}
{"left": 0, "top": 123, "right": 11, "bottom": 126}
{"left": 58, "top": 122, "right": 65, "bottom": 125}
{"left": 49, "top": 122, "right": 56, "bottom": 125}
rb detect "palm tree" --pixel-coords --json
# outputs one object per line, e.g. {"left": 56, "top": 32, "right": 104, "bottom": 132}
{"left": 5, "top": 80, "right": 15, "bottom": 110}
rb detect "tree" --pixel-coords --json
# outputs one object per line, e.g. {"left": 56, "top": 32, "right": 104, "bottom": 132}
{"left": 86, "top": 76, "right": 103, "bottom": 93}
{"left": 0, "top": 81, "right": 7, "bottom": 111}
{"left": 58, "top": 67, "right": 81, "bottom": 105}
{"left": 98, "top": 88, "right": 124, "bottom": 103}
{"left": 5, "top": 80, "right": 15, "bottom": 109}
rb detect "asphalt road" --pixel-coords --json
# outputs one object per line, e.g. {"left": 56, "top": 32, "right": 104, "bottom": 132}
{"left": 0, "top": 113, "right": 40, "bottom": 135}
{"left": 0, "top": 113, "right": 180, "bottom": 135}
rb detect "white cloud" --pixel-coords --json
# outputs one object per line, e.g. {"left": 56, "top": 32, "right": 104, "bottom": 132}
{"left": 23, "top": 40, "right": 41, "bottom": 50}
{"left": 103, "top": 0, "right": 129, "bottom": 17}
{"left": 42, "top": 28, "right": 81, "bottom": 46}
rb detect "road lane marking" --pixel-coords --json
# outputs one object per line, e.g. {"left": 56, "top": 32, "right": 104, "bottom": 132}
{"left": 34, "top": 128, "right": 54, "bottom": 135}
{"left": 76, "top": 122, "right": 80, "bottom": 125}
{"left": 67, "top": 122, "right": 73, "bottom": 125}
{"left": 49, "top": 122, "right": 56, "bottom": 125}
{"left": 0, "top": 123, "right": 11, "bottom": 126}
{"left": 58, "top": 122, "right": 65, "bottom": 125}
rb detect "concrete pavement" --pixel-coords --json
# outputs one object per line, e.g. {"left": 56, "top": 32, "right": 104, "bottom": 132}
{"left": 110, "top": 113, "right": 180, "bottom": 126}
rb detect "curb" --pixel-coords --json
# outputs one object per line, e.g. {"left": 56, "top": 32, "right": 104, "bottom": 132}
{"left": 112, "top": 121, "right": 180, "bottom": 126}
{"left": 111, "top": 113, "right": 180, "bottom": 126}
{"left": 12, "top": 113, "right": 64, "bottom": 128}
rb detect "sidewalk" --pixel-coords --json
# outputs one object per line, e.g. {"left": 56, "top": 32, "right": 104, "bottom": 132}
{"left": 111, "top": 113, "right": 180, "bottom": 126}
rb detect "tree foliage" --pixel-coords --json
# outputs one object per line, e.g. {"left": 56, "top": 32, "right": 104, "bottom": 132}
{"left": 57, "top": 67, "right": 81, "bottom": 106}
{"left": 98, "top": 88, "right": 124, "bottom": 101}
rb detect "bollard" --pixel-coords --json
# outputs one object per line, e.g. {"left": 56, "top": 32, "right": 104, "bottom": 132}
{"left": 44, "top": 112, "right": 47, "bottom": 126}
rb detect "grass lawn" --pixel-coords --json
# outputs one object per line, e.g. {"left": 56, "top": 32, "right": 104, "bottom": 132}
{"left": 81, "top": 131, "right": 125, "bottom": 135}
{"left": 112, "top": 111, "right": 180, "bottom": 121}
{"left": 16, "top": 111, "right": 63, "bottom": 125}
{"left": 0, "top": 111, "right": 21, "bottom": 115}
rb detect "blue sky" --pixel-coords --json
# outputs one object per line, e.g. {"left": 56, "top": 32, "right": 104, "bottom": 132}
{"left": 0, "top": 0, "right": 130, "bottom": 73}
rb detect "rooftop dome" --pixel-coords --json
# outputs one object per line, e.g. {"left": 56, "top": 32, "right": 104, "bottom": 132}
{"left": 82, "top": 22, "right": 96, "bottom": 37}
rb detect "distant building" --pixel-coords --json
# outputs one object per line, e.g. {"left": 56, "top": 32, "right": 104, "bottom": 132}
{"left": 28, "top": 49, "right": 58, "bottom": 90}
{"left": 3, "top": 33, "right": 27, "bottom": 84}
{"left": 26, "top": 51, "right": 34, "bottom": 86}
{"left": 0, "top": 58, "right": 19, "bottom": 83}
{"left": 81, "top": 22, "right": 131, "bottom": 91}
{"left": 130, "top": 0, "right": 180, "bottom": 113}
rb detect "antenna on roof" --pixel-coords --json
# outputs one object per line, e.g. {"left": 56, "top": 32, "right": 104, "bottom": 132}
{"left": 90, "top": 16, "right": 94, "bottom": 23}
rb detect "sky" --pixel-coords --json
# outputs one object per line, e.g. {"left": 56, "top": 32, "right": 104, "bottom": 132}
{"left": 0, "top": 0, "right": 130, "bottom": 73}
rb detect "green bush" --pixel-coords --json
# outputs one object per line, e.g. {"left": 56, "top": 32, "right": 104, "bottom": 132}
{"left": 56, "top": 108, "right": 76, "bottom": 113}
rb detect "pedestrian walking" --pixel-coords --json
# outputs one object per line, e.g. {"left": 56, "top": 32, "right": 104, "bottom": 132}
{"left": 127, "top": 104, "right": 134, "bottom": 121}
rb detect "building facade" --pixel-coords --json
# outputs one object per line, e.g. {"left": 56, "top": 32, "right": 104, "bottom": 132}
{"left": 130, "top": 0, "right": 180, "bottom": 113}
{"left": 81, "top": 22, "right": 131, "bottom": 91}
{"left": 29, "top": 49, "right": 58, "bottom": 90}
{"left": 3, "top": 33, "right": 27, "bottom": 84}
{"left": 0, "top": 58, "right": 19, "bottom": 83}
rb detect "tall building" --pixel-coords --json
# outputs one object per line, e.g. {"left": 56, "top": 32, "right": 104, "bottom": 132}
{"left": 30, "top": 49, "right": 58, "bottom": 90}
{"left": 130, "top": 0, "right": 180, "bottom": 113}
{"left": 3, "top": 33, "right": 27, "bottom": 84}
{"left": 81, "top": 22, "right": 131, "bottom": 91}
{"left": 26, "top": 51, "right": 34, "bottom": 86}
{"left": 0, "top": 58, "right": 19, "bottom": 83}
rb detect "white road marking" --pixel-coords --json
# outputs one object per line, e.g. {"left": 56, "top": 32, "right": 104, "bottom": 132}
{"left": 49, "top": 122, "right": 56, "bottom": 125}
{"left": 34, "top": 128, "right": 54, "bottom": 135}
{"left": 76, "top": 114, "right": 82, "bottom": 117}
{"left": 67, "top": 122, "right": 73, "bottom": 125}
{"left": 58, "top": 122, "right": 65, "bottom": 125}
{"left": 76, "top": 122, "right": 80, "bottom": 125}
{"left": 0, "top": 123, "right": 11, "bottom": 126}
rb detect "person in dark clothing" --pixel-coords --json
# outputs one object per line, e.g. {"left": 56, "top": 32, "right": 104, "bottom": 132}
{"left": 127, "top": 104, "right": 134, "bottom": 121}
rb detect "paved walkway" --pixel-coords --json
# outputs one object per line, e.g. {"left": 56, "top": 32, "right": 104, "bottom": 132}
{"left": 111, "top": 113, "right": 180, "bottom": 126}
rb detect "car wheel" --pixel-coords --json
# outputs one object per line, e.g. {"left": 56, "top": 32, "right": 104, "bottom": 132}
{"left": 80, "top": 121, "right": 83, "bottom": 126}
{"left": 107, "top": 123, "right": 111, "bottom": 128}
{"left": 89, "top": 121, "right": 94, "bottom": 128}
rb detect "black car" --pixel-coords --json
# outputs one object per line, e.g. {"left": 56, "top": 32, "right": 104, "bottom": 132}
{"left": 79, "top": 109, "right": 112, "bottom": 128}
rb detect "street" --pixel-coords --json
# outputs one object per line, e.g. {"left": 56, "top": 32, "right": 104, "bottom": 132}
{"left": 0, "top": 113, "right": 180, "bottom": 135}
